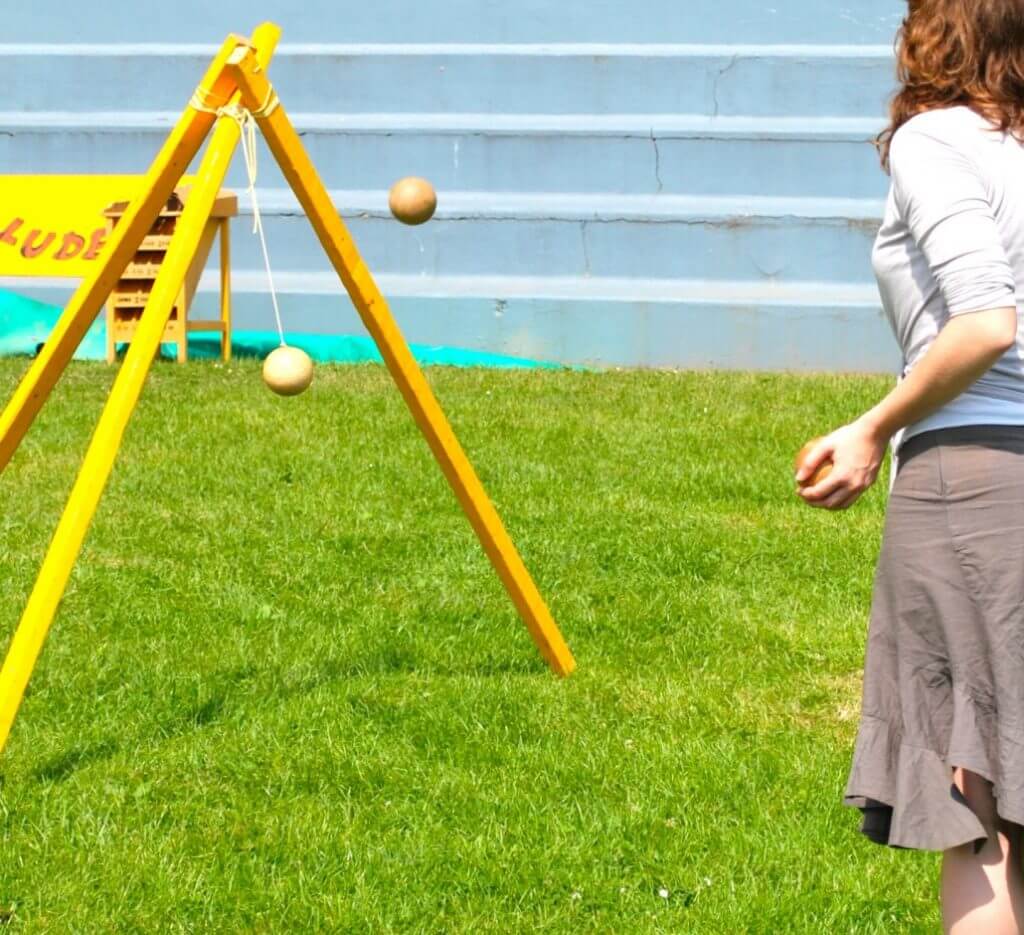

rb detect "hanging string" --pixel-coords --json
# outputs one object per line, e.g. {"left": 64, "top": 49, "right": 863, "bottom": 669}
{"left": 189, "top": 87, "right": 286, "bottom": 345}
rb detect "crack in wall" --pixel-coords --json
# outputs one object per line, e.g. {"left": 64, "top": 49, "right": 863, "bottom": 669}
{"left": 580, "top": 220, "right": 591, "bottom": 275}
{"left": 651, "top": 130, "right": 663, "bottom": 193}
{"left": 711, "top": 53, "right": 740, "bottom": 118}
{"left": 241, "top": 209, "right": 873, "bottom": 226}
{"left": 752, "top": 258, "right": 789, "bottom": 280}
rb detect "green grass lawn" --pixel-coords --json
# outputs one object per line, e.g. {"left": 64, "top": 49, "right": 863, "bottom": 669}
{"left": 0, "top": 358, "right": 941, "bottom": 933}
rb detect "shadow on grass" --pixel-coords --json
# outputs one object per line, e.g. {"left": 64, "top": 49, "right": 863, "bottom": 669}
{"left": 23, "top": 653, "right": 555, "bottom": 767}
{"left": 180, "top": 695, "right": 226, "bottom": 730}
{"left": 153, "top": 665, "right": 260, "bottom": 741}
{"left": 32, "top": 739, "right": 119, "bottom": 783}
{"left": 281, "top": 649, "right": 544, "bottom": 697}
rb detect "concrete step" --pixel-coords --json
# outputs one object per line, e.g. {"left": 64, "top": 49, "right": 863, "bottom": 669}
{"left": 2, "top": 273, "right": 895, "bottom": 372}
{"left": 1, "top": 43, "right": 895, "bottom": 118}
{"left": 0, "top": 113, "right": 890, "bottom": 198}
{"left": 5, "top": 1, "right": 904, "bottom": 45}
{"left": 222, "top": 190, "right": 883, "bottom": 284}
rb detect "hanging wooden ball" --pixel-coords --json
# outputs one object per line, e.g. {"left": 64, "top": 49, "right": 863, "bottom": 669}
{"left": 262, "top": 345, "right": 314, "bottom": 397}
{"left": 388, "top": 177, "right": 437, "bottom": 225}
{"left": 794, "top": 436, "right": 834, "bottom": 487}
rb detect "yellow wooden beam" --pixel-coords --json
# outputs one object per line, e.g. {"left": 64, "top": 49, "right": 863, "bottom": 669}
{"left": 0, "top": 25, "right": 282, "bottom": 758}
{"left": 227, "top": 50, "right": 576, "bottom": 677}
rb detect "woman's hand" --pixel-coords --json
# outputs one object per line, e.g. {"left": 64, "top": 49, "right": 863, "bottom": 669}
{"left": 795, "top": 418, "right": 888, "bottom": 511}
{"left": 792, "top": 309, "right": 1014, "bottom": 514}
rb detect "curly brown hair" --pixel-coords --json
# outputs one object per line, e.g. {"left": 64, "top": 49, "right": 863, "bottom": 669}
{"left": 878, "top": 0, "right": 1024, "bottom": 169}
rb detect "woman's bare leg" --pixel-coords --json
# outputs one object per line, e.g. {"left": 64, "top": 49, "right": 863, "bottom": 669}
{"left": 941, "top": 766, "right": 1024, "bottom": 934}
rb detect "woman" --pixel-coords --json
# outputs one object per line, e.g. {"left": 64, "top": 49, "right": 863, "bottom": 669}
{"left": 795, "top": 2, "right": 1024, "bottom": 931}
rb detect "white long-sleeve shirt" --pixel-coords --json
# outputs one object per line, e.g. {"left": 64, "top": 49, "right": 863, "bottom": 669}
{"left": 872, "top": 106, "right": 1024, "bottom": 446}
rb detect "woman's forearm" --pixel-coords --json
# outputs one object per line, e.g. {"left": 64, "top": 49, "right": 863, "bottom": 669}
{"left": 859, "top": 307, "right": 1017, "bottom": 440}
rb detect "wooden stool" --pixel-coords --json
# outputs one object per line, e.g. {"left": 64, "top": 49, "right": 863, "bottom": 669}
{"left": 103, "top": 187, "right": 236, "bottom": 363}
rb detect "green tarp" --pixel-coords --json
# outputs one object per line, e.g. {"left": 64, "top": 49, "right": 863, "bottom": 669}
{"left": 0, "top": 290, "right": 561, "bottom": 370}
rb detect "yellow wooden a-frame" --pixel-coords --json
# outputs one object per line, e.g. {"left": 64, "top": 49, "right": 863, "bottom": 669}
{"left": 0, "top": 23, "right": 575, "bottom": 759}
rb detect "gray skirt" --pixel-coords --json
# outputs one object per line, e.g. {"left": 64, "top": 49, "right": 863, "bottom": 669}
{"left": 844, "top": 424, "right": 1024, "bottom": 852}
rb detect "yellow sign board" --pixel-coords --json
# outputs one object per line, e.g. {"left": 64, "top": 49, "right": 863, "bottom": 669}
{"left": 0, "top": 175, "right": 193, "bottom": 277}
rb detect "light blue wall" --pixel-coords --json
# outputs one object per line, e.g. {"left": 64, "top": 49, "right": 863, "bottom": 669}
{"left": 0, "top": 1, "right": 902, "bottom": 370}
{"left": 5, "top": 2, "right": 902, "bottom": 44}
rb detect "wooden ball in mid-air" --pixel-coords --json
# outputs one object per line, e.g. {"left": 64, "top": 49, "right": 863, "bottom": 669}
{"left": 262, "top": 345, "right": 314, "bottom": 397}
{"left": 388, "top": 177, "right": 437, "bottom": 225}
{"left": 794, "top": 437, "right": 834, "bottom": 487}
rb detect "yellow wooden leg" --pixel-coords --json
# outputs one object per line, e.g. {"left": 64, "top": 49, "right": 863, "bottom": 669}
{"left": 229, "top": 53, "right": 576, "bottom": 677}
{"left": 0, "top": 25, "right": 283, "bottom": 759}
{"left": 220, "top": 219, "right": 232, "bottom": 362}
{"left": 0, "top": 34, "right": 248, "bottom": 477}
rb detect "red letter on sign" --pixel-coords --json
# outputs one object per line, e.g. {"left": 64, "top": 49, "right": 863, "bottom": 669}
{"left": 54, "top": 232, "right": 86, "bottom": 260}
{"left": 0, "top": 218, "right": 22, "bottom": 247}
{"left": 21, "top": 230, "right": 55, "bottom": 259}
{"left": 83, "top": 227, "right": 107, "bottom": 260}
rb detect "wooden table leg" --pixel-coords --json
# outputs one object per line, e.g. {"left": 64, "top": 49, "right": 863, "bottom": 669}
{"left": 219, "top": 218, "right": 232, "bottom": 362}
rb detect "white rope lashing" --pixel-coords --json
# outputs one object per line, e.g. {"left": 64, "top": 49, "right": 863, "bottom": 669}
{"left": 190, "top": 87, "right": 287, "bottom": 346}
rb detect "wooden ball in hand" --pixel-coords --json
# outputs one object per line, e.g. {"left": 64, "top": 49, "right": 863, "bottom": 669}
{"left": 262, "top": 346, "right": 314, "bottom": 397}
{"left": 794, "top": 437, "right": 833, "bottom": 487}
{"left": 388, "top": 177, "right": 437, "bottom": 225}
